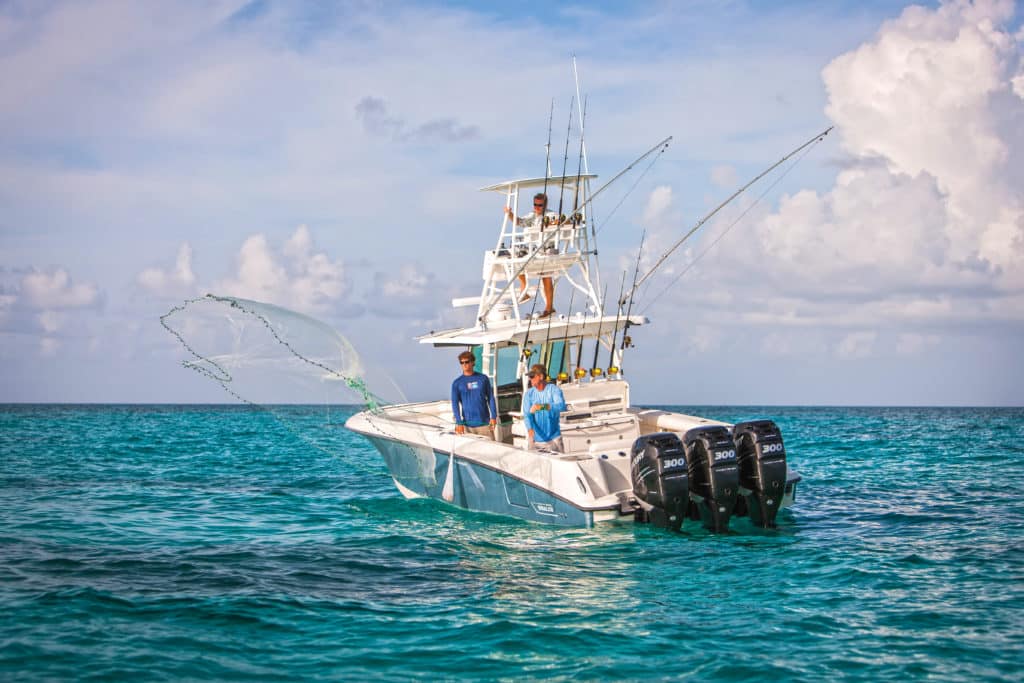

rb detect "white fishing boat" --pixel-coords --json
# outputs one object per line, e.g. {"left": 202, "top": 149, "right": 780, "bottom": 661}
{"left": 346, "top": 132, "right": 811, "bottom": 529}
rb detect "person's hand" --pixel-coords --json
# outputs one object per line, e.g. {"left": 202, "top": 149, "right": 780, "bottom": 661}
{"left": 455, "top": 424, "right": 465, "bottom": 435}
{"left": 530, "top": 404, "right": 544, "bottom": 414}
{"left": 504, "top": 206, "right": 513, "bottom": 217}
{"left": 489, "top": 419, "right": 496, "bottom": 427}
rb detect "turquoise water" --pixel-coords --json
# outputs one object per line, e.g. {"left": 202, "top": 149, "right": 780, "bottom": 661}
{"left": 1, "top": 404, "right": 1022, "bottom": 681}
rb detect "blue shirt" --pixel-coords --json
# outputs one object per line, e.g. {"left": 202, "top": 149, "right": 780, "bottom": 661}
{"left": 522, "top": 383, "right": 566, "bottom": 443}
{"left": 451, "top": 373, "right": 497, "bottom": 427}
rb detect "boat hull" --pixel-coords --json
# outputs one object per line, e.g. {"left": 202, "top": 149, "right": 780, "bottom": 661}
{"left": 346, "top": 404, "right": 799, "bottom": 529}
{"left": 364, "top": 433, "right": 599, "bottom": 526}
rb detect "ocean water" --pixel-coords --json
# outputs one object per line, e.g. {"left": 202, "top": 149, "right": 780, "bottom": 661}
{"left": 1, "top": 404, "right": 1022, "bottom": 681}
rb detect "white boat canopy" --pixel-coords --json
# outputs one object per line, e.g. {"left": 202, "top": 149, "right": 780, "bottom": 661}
{"left": 478, "top": 174, "right": 597, "bottom": 193}
{"left": 417, "top": 314, "right": 646, "bottom": 347}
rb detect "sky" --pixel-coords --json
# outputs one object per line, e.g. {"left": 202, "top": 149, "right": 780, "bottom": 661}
{"left": 1, "top": 0, "right": 1022, "bottom": 406}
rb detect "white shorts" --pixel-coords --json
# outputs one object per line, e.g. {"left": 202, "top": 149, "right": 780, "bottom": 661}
{"left": 532, "top": 436, "right": 564, "bottom": 453}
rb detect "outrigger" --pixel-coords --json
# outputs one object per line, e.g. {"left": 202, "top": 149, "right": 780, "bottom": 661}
{"left": 346, "top": 150, "right": 807, "bottom": 530}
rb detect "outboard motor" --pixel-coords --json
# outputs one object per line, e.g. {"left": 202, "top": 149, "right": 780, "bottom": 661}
{"left": 630, "top": 433, "right": 690, "bottom": 531}
{"left": 683, "top": 426, "right": 739, "bottom": 532}
{"left": 733, "top": 420, "right": 788, "bottom": 528}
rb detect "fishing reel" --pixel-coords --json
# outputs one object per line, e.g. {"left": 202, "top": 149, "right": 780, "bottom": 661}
{"left": 607, "top": 366, "right": 620, "bottom": 376}
{"left": 590, "top": 367, "right": 604, "bottom": 378}
{"left": 574, "top": 367, "right": 587, "bottom": 380}
{"left": 556, "top": 371, "right": 569, "bottom": 383}
{"left": 622, "top": 335, "right": 633, "bottom": 348}
{"left": 522, "top": 348, "right": 533, "bottom": 358}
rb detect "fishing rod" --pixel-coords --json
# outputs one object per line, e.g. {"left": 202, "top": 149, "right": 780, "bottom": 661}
{"left": 557, "top": 96, "right": 574, "bottom": 222}
{"left": 518, "top": 272, "right": 542, "bottom": 370}
{"left": 607, "top": 270, "right": 627, "bottom": 372}
{"left": 573, "top": 136, "right": 672, "bottom": 223}
{"left": 557, "top": 284, "right": 577, "bottom": 381}
{"left": 590, "top": 283, "right": 609, "bottom": 377}
{"left": 623, "top": 126, "right": 833, "bottom": 303}
{"left": 540, "top": 280, "right": 558, "bottom": 374}
{"left": 618, "top": 229, "right": 643, "bottom": 327}
{"left": 573, "top": 292, "right": 591, "bottom": 380}
{"left": 641, "top": 138, "right": 822, "bottom": 315}
{"left": 541, "top": 99, "right": 554, "bottom": 209}
{"left": 619, "top": 229, "right": 646, "bottom": 357}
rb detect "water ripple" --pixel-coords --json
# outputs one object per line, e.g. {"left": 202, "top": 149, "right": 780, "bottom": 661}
{"left": 1, "top": 404, "right": 1022, "bottom": 681}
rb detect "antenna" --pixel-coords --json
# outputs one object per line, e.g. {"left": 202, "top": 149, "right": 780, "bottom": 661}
{"left": 572, "top": 55, "right": 589, "bottom": 174}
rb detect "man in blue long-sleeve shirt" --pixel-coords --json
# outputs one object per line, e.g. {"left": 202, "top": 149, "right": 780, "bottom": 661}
{"left": 522, "top": 363, "right": 567, "bottom": 452}
{"left": 451, "top": 351, "right": 497, "bottom": 439}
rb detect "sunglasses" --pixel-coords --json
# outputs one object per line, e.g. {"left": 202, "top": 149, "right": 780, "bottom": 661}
{"left": 460, "top": 360, "right": 474, "bottom": 365}
{"left": 533, "top": 203, "right": 545, "bottom": 208}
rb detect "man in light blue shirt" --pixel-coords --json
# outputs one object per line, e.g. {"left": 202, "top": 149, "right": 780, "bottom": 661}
{"left": 522, "top": 363, "right": 567, "bottom": 452}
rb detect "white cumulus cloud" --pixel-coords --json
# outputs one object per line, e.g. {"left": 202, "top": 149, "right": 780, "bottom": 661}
{"left": 21, "top": 268, "right": 99, "bottom": 310}
{"left": 0, "top": 267, "right": 101, "bottom": 350}
{"left": 708, "top": 0, "right": 1024, "bottom": 330}
{"left": 137, "top": 243, "right": 197, "bottom": 298}
{"left": 370, "top": 263, "right": 446, "bottom": 319}
{"left": 812, "top": 0, "right": 1023, "bottom": 293}
{"left": 215, "top": 225, "right": 348, "bottom": 314}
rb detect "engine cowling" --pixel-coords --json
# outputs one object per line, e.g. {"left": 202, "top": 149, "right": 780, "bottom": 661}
{"left": 630, "top": 432, "right": 690, "bottom": 531}
{"left": 733, "top": 420, "right": 787, "bottom": 528}
{"left": 683, "top": 426, "right": 739, "bottom": 532}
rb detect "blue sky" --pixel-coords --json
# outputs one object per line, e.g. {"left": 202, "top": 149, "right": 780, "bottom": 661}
{"left": 1, "top": 0, "right": 1022, "bottom": 405}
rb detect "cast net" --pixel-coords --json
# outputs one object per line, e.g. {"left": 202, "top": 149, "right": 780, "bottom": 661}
{"left": 160, "top": 295, "right": 412, "bottom": 461}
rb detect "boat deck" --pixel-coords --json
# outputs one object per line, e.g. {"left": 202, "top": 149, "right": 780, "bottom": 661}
{"left": 369, "top": 378, "right": 728, "bottom": 457}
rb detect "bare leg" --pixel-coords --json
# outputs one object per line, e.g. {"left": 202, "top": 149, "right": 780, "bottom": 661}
{"left": 518, "top": 274, "right": 530, "bottom": 302}
{"left": 542, "top": 277, "right": 554, "bottom": 314}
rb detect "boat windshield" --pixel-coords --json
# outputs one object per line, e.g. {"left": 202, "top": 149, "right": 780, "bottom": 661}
{"left": 495, "top": 340, "right": 570, "bottom": 386}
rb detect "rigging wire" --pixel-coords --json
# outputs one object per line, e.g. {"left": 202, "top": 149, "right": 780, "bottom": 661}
{"left": 638, "top": 140, "right": 819, "bottom": 315}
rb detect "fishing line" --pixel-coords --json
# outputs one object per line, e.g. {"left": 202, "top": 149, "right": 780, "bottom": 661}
{"left": 594, "top": 144, "right": 668, "bottom": 237}
{"left": 639, "top": 141, "right": 818, "bottom": 314}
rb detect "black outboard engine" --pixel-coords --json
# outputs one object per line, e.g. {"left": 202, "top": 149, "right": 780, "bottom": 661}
{"left": 733, "top": 420, "right": 788, "bottom": 528}
{"left": 630, "top": 433, "right": 690, "bottom": 531}
{"left": 683, "top": 426, "right": 739, "bottom": 532}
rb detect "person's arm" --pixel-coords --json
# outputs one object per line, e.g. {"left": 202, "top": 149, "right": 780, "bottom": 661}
{"left": 484, "top": 376, "right": 497, "bottom": 426}
{"left": 549, "top": 385, "right": 567, "bottom": 413}
{"left": 451, "top": 379, "right": 465, "bottom": 435}
{"left": 522, "top": 390, "right": 536, "bottom": 433}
